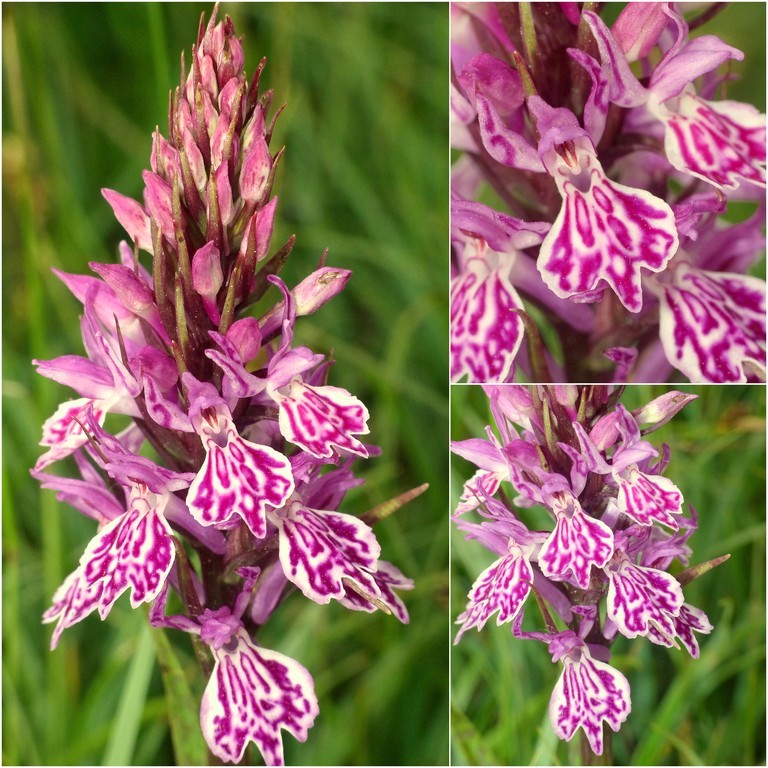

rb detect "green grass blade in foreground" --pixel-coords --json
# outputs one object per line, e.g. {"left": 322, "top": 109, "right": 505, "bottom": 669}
{"left": 102, "top": 622, "right": 156, "bottom": 766}
{"left": 153, "top": 628, "right": 209, "bottom": 765}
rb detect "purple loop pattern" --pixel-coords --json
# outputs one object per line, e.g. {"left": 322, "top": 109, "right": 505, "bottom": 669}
{"left": 187, "top": 427, "right": 294, "bottom": 538}
{"left": 658, "top": 263, "right": 766, "bottom": 382}
{"left": 276, "top": 504, "right": 381, "bottom": 605}
{"left": 42, "top": 567, "right": 104, "bottom": 650}
{"left": 455, "top": 548, "right": 533, "bottom": 643}
{"left": 615, "top": 468, "right": 683, "bottom": 529}
{"left": 338, "top": 560, "right": 414, "bottom": 623}
{"left": 539, "top": 163, "right": 678, "bottom": 313}
{"left": 86, "top": 488, "right": 175, "bottom": 616}
{"left": 538, "top": 501, "right": 614, "bottom": 589}
{"left": 201, "top": 630, "right": 319, "bottom": 766}
{"left": 606, "top": 556, "right": 684, "bottom": 639}
{"left": 663, "top": 94, "right": 766, "bottom": 190}
{"left": 646, "top": 602, "right": 714, "bottom": 657}
{"left": 43, "top": 489, "right": 174, "bottom": 646}
{"left": 455, "top": 469, "right": 503, "bottom": 516}
{"left": 450, "top": 263, "right": 524, "bottom": 383}
{"left": 37, "top": 398, "right": 107, "bottom": 470}
{"left": 277, "top": 381, "right": 369, "bottom": 459}
{"left": 550, "top": 648, "right": 631, "bottom": 755}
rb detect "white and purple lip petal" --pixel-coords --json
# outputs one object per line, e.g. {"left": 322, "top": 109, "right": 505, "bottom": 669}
{"left": 450, "top": 255, "right": 524, "bottom": 383}
{"left": 276, "top": 379, "right": 369, "bottom": 459}
{"left": 454, "top": 543, "right": 533, "bottom": 643}
{"left": 606, "top": 554, "right": 684, "bottom": 640}
{"left": 615, "top": 468, "right": 683, "bottom": 529}
{"left": 538, "top": 139, "right": 678, "bottom": 313}
{"left": 187, "top": 409, "right": 295, "bottom": 538}
{"left": 42, "top": 566, "right": 105, "bottom": 650}
{"left": 660, "top": 93, "right": 766, "bottom": 191}
{"left": 549, "top": 637, "right": 631, "bottom": 755}
{"left": 44, "top": 485, "right": 176, "bottom": 648}
{"left": 646, "top": 602, "right": 714, "bottom": 658}
{"left": 274, "top": 503, "right": 381, "bottom": 605}
{"left": 538, "top": 496, "right": 614, "bottom": 590}
{"left": 200, "top": 629, "right": 319, "bottom": 766}
{"left": 88, "top": 486, "right": 175, "bottom": 617}
{"left": 338, "top": 560, "right": 414, "bottom": 623}
{"left": 657, "top": 262, "right": 766, "bottom": 383}
{"left": 454, "top": 468, "right": 503, "bottom": 517}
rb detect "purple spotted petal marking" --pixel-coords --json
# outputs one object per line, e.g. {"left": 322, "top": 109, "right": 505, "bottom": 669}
{"left": 277, "top": 380, "right": 369, "bottom": 458}
{"left": 201, "top": 629, "right": 319, "bottom": 766}
{"left": 43, "top": 487, "right": 175, "bottom": 647}
{"left": 646, "top": 602, "right": 714, "bottom": 657}
{"left": 338, "top": 560, "right": 414, "bottom": 623}
{"left": 455, "top": 469, "right": 503, "bottom": 516}
{"left": 83, "top": 487, "right": 176, "bottom": 616}
{"left": 36, "top": 398, "right": 109, "bottom": 470}
{"left": 42, "top": 566, "right": 104, "bottom": 650}
{"left": 615, "top": 468, "right": 683, "bottom": 529}
{"left": 658, "top": 262, "right": 766, "bottom": 383}
{"left": 450, "top": 259, "right": 524, "bottom": 383}
{"left": 538, "top": 143, "right": 678, "bottom": 313}
{"left": 660, "top": 93, "right": 766, "bottom": 191}
{"left": 275, "top": 503, "right": 381, "bottom": 605}
{"left": 188, "top": 422, "right": 294, "bottom": 538}
{"left": 606, "top": 553, "right": 683, "bottom": 639}
{"left": 454, "top": 545, "right": 533, "bottom": 643}
{"left": 549, "top": 643, "right": 631, "bottom": 755}
{"left": 538, "top": 497, "right": 614, "bottom": 589}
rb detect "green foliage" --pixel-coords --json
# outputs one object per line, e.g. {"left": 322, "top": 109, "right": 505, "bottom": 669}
{"left": 2, "top": 3, "right": 448, "bottom": 764}
{"left": 451, "top": 385, "right": 766, "bottom": 765}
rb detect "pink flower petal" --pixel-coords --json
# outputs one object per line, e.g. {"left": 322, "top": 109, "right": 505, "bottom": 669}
{"left": 538, "top": 497, "right": 614, "bottom": 589}
{"left": 275, "top": 503, "right": 381, "bottom": 605}
{"left": 276, "top": 380, "right": 369, "bottom": 459}
{"left": 101, "top": 188, "right": 152, "bottom": 252}
{"left": 85, "top": 488, "right": 176, "bottom": 616}
{"left": 188, "top": 420, "right": 294, "bottom": 538}
{"left": 42, "top": 567, "right": 104, "bottom": 650}
{"left": 201, "top": 630, "right": 319, "bottom": 766}
{"left": 538, "top": 140, "right": 678, "bottom": 313}
{"left": 455, "top": 545, "right": 533, "bottom": 643}
{"left": 36, "top": 398, "right": 109, "bottom": 470}
{"left": 661, "top": 93, "right": 766, "bottom": 191}
{"left": 606, "top": 554, "right": 683, "bottom": 639}
{"left": 338, "top": 560, "right": 414, "bottom": 623}
{"left": 450, "top": 257, "right": 524, "bottom": 382}
{"left": 549, "top": 641, "right": 631, "bottom": 755}
{"left": 646, "top": 602, "right": 714, "bottom": 658}
{"left": 615, "top": 468, "right": 683, "bottom": 529}
{"left": 658, "top": 262, "right": 766, "bottom": 382}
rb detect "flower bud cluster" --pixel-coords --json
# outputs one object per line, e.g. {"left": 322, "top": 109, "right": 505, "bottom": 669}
{"left": 451, "top": 3, "right": 766, "bottom": 383}
{"left": 32, "top": 7, "right": 413, "bottom": 764}
{"left": 452, "top": 385, "right": 725, "bottom": 754}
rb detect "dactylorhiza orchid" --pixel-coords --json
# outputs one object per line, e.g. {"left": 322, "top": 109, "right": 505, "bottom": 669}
{"left": 452, "top": 385, "right": 727, "bottom": 758}
{"left": 31, "top": 8, "right": 417, "bottom": 765}
{"left": 451, "top": 3, "right": 766, "bottom": 383}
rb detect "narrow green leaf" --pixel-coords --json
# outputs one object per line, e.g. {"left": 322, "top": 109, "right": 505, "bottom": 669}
{"left": 102, "top": 622, "right": 156, "bottom": 766}
{"left": 152, "top": 626, "right": 209, "bottom": 765}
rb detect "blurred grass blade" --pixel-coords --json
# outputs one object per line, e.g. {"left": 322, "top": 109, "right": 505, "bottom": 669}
{"left": 451, "top": 702, "right": 499, "bottom": 766}
{"left": 152, "top": 626, "right": 209, "bottom": 765}
{"left": 102, "top": 622, "right": 156, "bottom": 766}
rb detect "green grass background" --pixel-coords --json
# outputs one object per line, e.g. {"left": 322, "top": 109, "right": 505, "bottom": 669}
{"left": 451, "top": 385, "right": 766, "bottom": 766}
{"left": 3, "top": 4, "right": 448, "bottom": 765}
